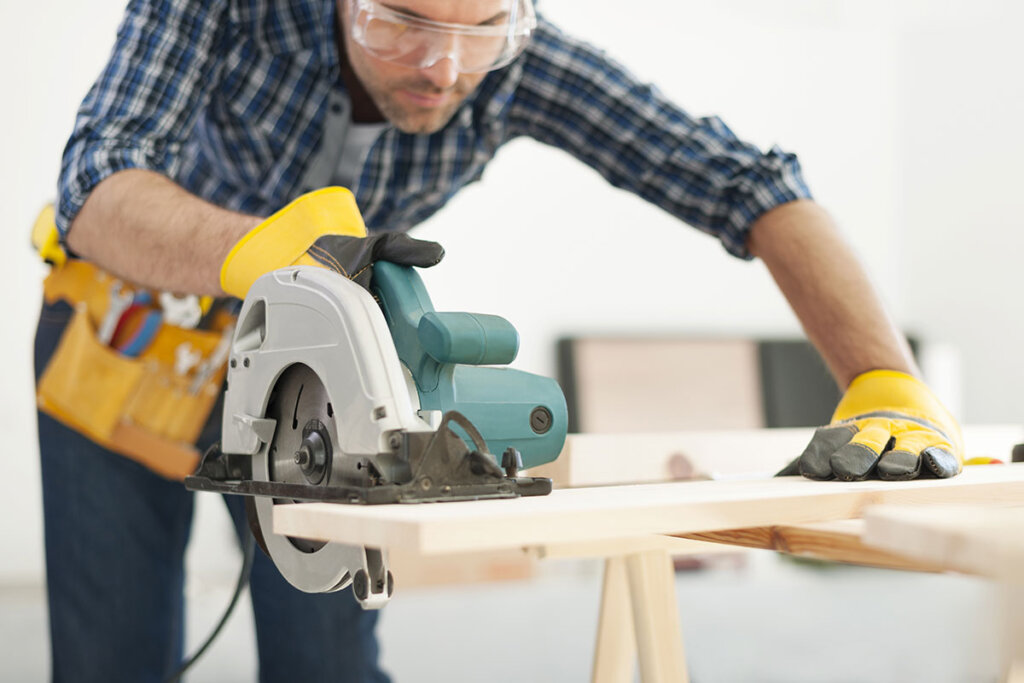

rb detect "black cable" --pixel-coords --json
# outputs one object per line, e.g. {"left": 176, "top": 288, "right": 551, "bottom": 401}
{"left": 164, "top": 531, "right": 256, "bottom": 683}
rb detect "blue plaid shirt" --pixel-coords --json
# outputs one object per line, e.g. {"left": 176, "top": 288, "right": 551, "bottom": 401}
{"left": 58, "top": 0, "right": 812, "bottom": 260}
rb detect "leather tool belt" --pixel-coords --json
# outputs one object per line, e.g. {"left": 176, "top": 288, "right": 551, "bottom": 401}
{"left": 35, "top": 218, "right": 234, "bottom": 481}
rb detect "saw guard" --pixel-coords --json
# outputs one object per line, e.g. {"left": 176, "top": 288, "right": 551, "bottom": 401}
{"left": 221, "top": 266, "right": 433, "bottom": 458}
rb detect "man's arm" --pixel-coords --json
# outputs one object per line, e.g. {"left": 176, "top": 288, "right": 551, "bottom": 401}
{"left": 508, "top": 19, "right": 960, "bottom": 479}
{"left": 747, "top": 199, "right": 917, "bottom": 388}
{"left": 751, "top": 200, "right": 962, "bottom": 480}
{"left": 56, "top": 0, "right": 236, "bottom": 294}
{"left": 66, "top": 169, "right": 261, "bottom": 295}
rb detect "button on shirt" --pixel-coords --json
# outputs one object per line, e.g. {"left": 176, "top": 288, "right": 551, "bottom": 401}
{"left": 57, "top": 0, "right": 812, "bottom": 259}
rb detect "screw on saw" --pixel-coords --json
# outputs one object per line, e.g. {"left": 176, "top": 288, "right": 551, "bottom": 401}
{"left": 529, "top": 406, "right": 552, "bottom": 434}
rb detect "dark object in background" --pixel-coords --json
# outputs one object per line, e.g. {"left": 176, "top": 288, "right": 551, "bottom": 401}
{"left": 758, "top": 340, "right": 841, "bottom": 428}
{"left": 758, "top": 338, "right": 919, "bottom": 427}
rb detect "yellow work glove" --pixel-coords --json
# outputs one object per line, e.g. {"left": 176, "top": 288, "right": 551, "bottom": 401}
{"left": 221, "top": 187, "right": 444, "bottom": 298}
{"left": 779, "top": 370, "right": 963, "bottom": 481}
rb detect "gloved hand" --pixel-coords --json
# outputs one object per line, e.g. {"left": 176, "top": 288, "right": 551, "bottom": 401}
{"left": 778, "top": 370, "right": 963, "bottom": 481}
{"left": 220, "top": 187, "right": 444, "bottom": 298}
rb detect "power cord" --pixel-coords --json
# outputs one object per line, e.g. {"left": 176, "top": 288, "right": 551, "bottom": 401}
{"left": 164, "top": 531, "right": 256, "bottom": 683}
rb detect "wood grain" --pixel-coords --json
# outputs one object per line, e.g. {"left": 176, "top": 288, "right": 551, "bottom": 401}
{"left": 273, "top": 463, "right": 1024, "bottom": 556}
{"left": 679, "top": 520, "right": 947, "bottom": 572}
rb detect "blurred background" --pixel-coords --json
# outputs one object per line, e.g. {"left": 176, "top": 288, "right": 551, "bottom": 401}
{"left": 2, "top": 0, "right": 1022, "bottom": 680}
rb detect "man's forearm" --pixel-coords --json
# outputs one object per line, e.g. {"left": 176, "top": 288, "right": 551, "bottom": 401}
{"left": 747, "top": 199, "right": 917, "bottom": 389}
{"left": 66, "top": 169, "right": 262, "bottom": 295}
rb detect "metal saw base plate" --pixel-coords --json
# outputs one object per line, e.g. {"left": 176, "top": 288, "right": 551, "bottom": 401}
{"left": 187, "top": 466, "right": 553, "bottom": 504}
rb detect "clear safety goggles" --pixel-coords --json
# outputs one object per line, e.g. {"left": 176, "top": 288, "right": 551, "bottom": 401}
{"left": 349, "top": 0, "right": 537, "bottom": 74}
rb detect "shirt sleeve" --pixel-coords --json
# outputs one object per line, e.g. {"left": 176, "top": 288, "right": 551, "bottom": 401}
{"left": 56, "top": 0, "right": 229, "bottom": 238}
{"left": 508, "top": 18, "right": 813, "bottom": 260}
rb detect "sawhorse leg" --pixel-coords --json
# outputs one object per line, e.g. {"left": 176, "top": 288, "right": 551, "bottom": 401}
{"left": 592, "top": 550, "right": 688, "bottom": 683}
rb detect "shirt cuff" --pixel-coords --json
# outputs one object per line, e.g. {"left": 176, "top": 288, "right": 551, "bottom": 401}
{"left": 719, "top": 145, "right": 813, "bottom": 261}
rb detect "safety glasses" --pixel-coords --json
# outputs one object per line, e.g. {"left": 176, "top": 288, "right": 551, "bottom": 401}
{"left": 349, "top": 0, "right": 537, "bottom": 74}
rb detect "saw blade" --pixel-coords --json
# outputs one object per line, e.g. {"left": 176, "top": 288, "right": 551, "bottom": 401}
{"left": 252, "top": 363, "right": 371, "bottom": 593}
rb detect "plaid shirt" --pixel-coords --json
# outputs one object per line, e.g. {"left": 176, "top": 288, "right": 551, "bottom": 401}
{"left": 57, "top": 0, "right": 812, "bottom": 260}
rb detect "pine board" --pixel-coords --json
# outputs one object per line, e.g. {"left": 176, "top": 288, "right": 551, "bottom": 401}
{"left": 273, "top": 463, "right": 1024, "bottom": 556}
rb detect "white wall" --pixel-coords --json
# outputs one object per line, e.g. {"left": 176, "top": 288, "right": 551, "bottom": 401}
{"left": 897, "top": 7, "right": 1024, "bottom": 422}
{"left": 1, "top": 0, "right": 1019, "bottom": 585}
{"left": 1, "top": 0, "right": 134, "bottom": 582}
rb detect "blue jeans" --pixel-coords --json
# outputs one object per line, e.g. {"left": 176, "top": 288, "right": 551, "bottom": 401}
{"left": 35, "top": 300, "right": 390, "bottom": 683}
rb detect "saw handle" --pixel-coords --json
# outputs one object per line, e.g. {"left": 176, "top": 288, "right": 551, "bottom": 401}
{"left": 418, "top": 312, "right": 518, "bottom": 365}
{"left": 372, "top": 261, "right": 568, "bottom": 470}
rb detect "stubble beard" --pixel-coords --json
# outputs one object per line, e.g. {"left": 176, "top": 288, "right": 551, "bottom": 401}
{"left": 365, "top": 74, "right": 478, "bottom": 135}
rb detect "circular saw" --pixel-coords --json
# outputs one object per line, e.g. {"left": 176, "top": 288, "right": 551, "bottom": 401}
{"left": 186, "top": 262, "right": 567, "bottom": 608}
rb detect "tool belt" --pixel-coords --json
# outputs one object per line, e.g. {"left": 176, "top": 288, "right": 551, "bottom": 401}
{"left": 34, "top": 209, "right": 235, "bottom": 481}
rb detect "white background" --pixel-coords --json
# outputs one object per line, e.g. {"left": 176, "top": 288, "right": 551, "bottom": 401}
{"left": 1, "top": 0, "right": 1022, "bottom": 592}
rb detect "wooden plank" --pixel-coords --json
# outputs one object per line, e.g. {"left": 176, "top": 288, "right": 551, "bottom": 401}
{"left": 861, "top": 508, "right": 1024, "bottom": 680}
{"left": 592, "top": 557, "right": 636, "bottom": 683}
{"left": 527, "top": 425, "right": 1024, "bottom": 489}
{"left": 273, "top": 463, "right": 1024, "bottom": 556}
{"left": 679, "top": 520, "right": 947, "bottom": 572}
{"left": 862, "top": 503, "right": 1024, "bottom": 580}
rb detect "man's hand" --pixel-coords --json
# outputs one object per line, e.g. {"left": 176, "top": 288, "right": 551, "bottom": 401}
{"left": 220, "top": 187, "right": 444, "bottom": 298}
{"left": 779, "top": 370, "right": 963, "bottom": 481}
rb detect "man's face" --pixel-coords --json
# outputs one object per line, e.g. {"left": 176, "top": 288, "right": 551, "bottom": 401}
{"left": 340, "top": 0, "right": 509, "bottom": 134}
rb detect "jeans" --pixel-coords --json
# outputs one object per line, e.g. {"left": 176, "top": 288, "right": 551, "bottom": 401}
{"left": 35, "top": 299, "right": 390, "bottom": 683}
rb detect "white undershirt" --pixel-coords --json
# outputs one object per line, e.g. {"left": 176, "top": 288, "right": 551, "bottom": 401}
{"left": 331, "top": 121, "right": 387, "bottom": 190}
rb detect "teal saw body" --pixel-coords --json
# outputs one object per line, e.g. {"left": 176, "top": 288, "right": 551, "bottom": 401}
{"left": 372, "top": 261, "right": 568, "bottom": 469}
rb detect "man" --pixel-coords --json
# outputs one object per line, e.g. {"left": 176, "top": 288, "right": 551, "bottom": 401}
{"left": 40, "top": 0, "right": 962, "bottom": 680}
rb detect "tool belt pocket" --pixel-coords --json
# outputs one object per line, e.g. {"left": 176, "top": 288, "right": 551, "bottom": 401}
{"left": 37, "top": 271, "right": 230, "bottom": 481}
{"left": 38, "top": 305, "right": 145, "bottom": 443}
{"left": 120, "top": 323, "right": 225, "bottom": 448}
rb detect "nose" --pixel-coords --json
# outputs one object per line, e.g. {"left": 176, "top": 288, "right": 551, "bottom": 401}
{"left": 419, "top": 56, "right": 459, "bottom": 89}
